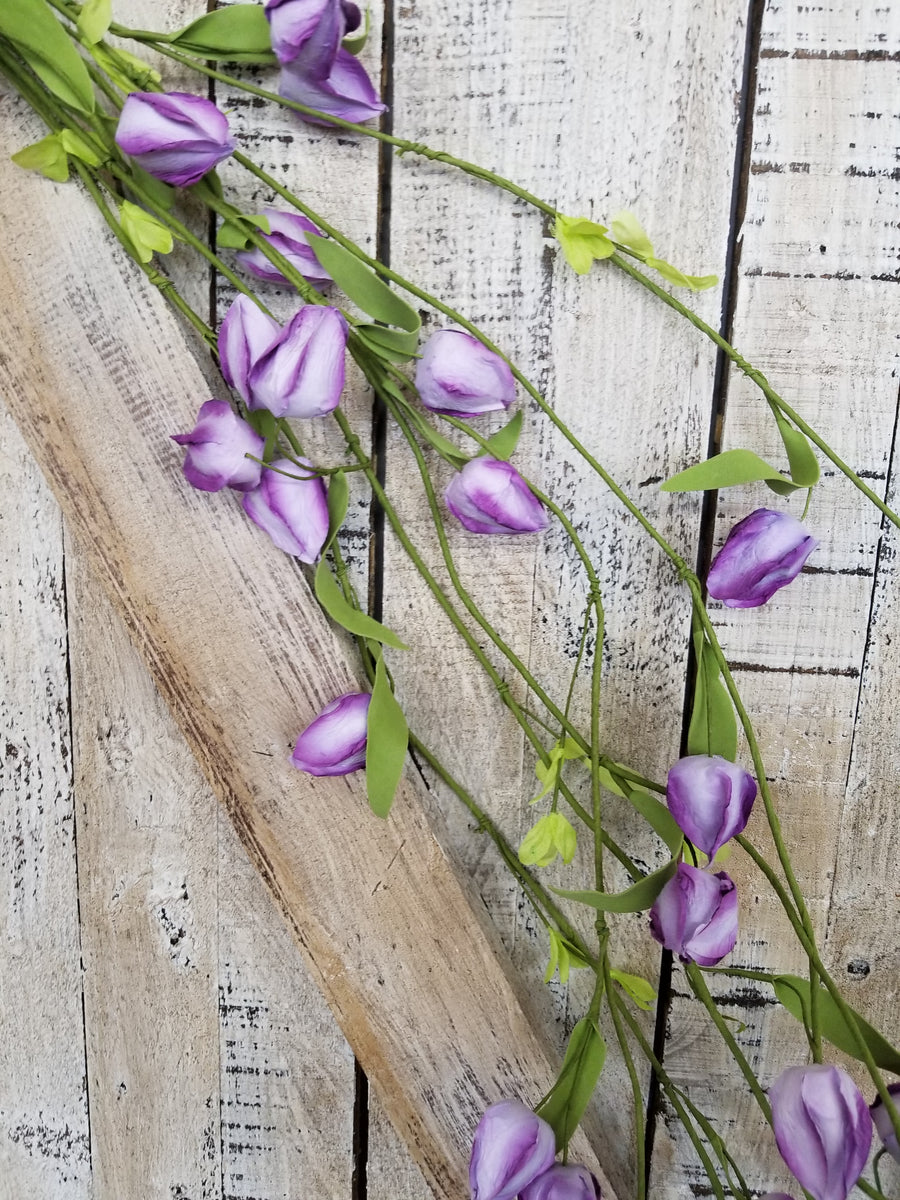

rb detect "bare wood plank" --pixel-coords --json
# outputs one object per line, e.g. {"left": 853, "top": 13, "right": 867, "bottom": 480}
{"left": 656, "top": 3, "right": 900, "bottom": 1193}
{"left": 0, "top": 401, "right": 91, "bottom": 1197}
{"left": 384, "top": 2, "right": 747, "bottom": 1194}
{"left": 0, "top": 104, "right": 614, "bottom": 1200}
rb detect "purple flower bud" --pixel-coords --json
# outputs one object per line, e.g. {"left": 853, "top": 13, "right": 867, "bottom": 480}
{"left": 446, "top": 457, "right": 548, "bottom": 535}
{"left": 171, "top": 400, "right": 265, "bottom": 493}
{"left": 760, "top": 1194, "right": 795, "bottom": 1200}
{"left": 770, "top": 1065, "right": 872, "bottom": 1200}
{"left": 115, "top": 91, "right": 235, "bottom": 187}
{"left": 870, "top": 1081, "right": 900, "bottom": 1164}
{"left": 707, "top": 508, "right": 818, "bottom": 609}
{"left": 469, "top": 1100, "right": 556, "bottom": 1200}
{"left": 242, "top": 457, "right": 329, "bottom": 562}
{"left": 248, "top": 305, "right": 348, "bottom": 418}
{"left": 415, "top": 330, "right": 516, "bottom": 418}
{"left": 649, "top": 864, "right": 738, "bottom": 966}
{"left": 666, "top": 755, "right": 757, "bottom": 859}
{"left": 279, "top": 49, "right": 386, "bottom": 126}
{"left": 218, "top": 295, "right": 281, "bottom": 406}
{"left": 265, "top": 0, "right": 361, "bottom": 70}
{"left": 292, "top": 692, "right": 370, "bottom": 775}
{"left": 521, "top": 1164, "right": 601, "bottom": 1200}
{"left": 234, "top": 209, "right": 332, "bottom": 287}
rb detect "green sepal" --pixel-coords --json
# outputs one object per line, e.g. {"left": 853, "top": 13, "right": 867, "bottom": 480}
{"left": 482, "top": 409, "right": 523, "bottom": 461}
{"left": 0, "top": 0, "right": 96, "bottom": 114}
{"left": 519, "top": 812, "right": 577, "bottom": 868}
{"left": 609, "top": 210, "right": 654, "bottom": 259}
{"left": 536, "top": 1018, "right": 606, "bottom": 1153}
{"left": 314, "top": 559, "right": 409, "bottom": 649}
{"left": 687, "top": 618, "right": 737, "bottom": 761}
{"left": 365, "top": 646, "right": 409, "bottom": 818}
{"left": 609, "top": 967, "right": 658, "bottom": 1011}
{"left": 544, "top": 929, "right": 592, "bottom": 985}
{"left": 59, "top": 128, "right": 101, "bottom": 166}
{"left": 553, "top": 858, "right": 677, "bottom": 913}
{"left": 11, "top": 133, "right": 69, "bottom": 182}
{"left": 342, "top": 6, "right": 370, "bottom": 53}
{"left": 661, "top": 447, "right": 798, "bottom": 493}
{"left": 648, "top": 257, "right": 718, "bottom": 292}
{"left": 773, "top": 975, "right": 900, "bottom": 1074}
{"left": 119, "top": 200, "right": 174, "bottom": 264}
{"left": 169, "top": 5, "right": 277, "bottom": 63}
{"left": 554, "top": 214, "right": 615, "bottom": 275}
{"left": 217, "top": 213, "right": 272, "bottom": 249}
{"left": 76, "top": 0, "right": 112, "bottom": 45}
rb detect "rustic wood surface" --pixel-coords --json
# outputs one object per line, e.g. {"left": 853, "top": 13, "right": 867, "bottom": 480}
{"left": 1, "top": 1, "right": 899, "bottom": 1198}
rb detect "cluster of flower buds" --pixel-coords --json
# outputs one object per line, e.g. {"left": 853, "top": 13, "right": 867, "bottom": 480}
{"left": 115, "top": 91, "right": 235, "bottom": 187}
{"left": 265, "top": 0, "right": 386, "bottom": 125}
{"left": 468, "top": 1100, "right": 599, "bottom": 1200}
{"left": 648, "top": 755, "right": 757, "bottom": 965}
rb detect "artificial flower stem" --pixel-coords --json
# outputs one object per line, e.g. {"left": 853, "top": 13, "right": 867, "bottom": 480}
{"left": 603, "top": 963, "right": 648, "bottom": 1200}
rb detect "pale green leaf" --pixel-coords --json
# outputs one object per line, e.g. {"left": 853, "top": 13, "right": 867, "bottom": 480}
{"left": 661, "top": 447, "right": 796, "bottom": 493}
{"left": 554, "top": 215, "right": 615, "bottom": 275}
{"left": 519, "top": 813, "right": 577, "bottom": 867}
{"left": 11, "top": 133, "right": 68, "bottom": 183}
{"left": 609, "top": 210, "right": 654, "bottom": 259}
{"left": 89, "top": 42, "right": 161, "bottom": 90}
{"left": 537, "top": 1018, "right": 606, "bottom": 1152}
{"left": 648, "top": 257, "right": 719, "bottom": 291}
{"left": 119, "top": 200, "right": 174, "bottom": 264}
{"left": 59, "top": 128, "right": 101, "bottom": 166}
{"left": 365, "top": 651, "right": 408, "bottom": 818}
{"left": 76, "top": 0, "right": 112, "bottom": 45}
{"left": 610, "top": 968, "right": 658, "bottom": 1011}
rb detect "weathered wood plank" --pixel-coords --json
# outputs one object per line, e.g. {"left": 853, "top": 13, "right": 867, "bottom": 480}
{"left": 656, "top": 2, "right": 900, "bottom": 1193}
{"left": 0, "top": 403, "right": 91, "bottom": 1199}
{"left": 385, "top": 2, "right": 747, "bottom": 1194}
{"left": 0, "top": 107, "right": 613, "bottom": 1199}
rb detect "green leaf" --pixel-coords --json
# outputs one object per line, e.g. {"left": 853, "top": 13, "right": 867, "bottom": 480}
{"left": 773, "top": 976, "right": 900, "bottom": 1074}
{"left": 553, "top": 858, "right": 677, "bottom": 913}
{"left": 687, "top": 625, "right": 737, "bottom": 761}
{"left": 322, "top": 467, "right": 350, "bottom": 555}
{"left": 622, "top": 789, "right": 683, "bottom": 855}
{"left": 59, "top": 128, "right": 101, "bottom": 166}
{"left": 356, "top": 324, "right": 420, "bottom": 362}
{"left": 365, "top": 651, "right": 409, "bottom": 818}
{"left": 217, "top": 213, "right": 272, "bottom": 249}
{"left": 0, "top": 0, "right": 95, "bottom": 114}
{"left": 306, "top": 233, "right": 421, "bottom": 345}
{"left": 11, "top": 133, "right": 69, "bottom": 182}
{"left": 119, "top": 200, "right": 174, "bottom": 264}
{"left": 342, "top": 6, "right": 370, "bottom": 53}
{"left": 661, "top": 447, "right": 795, "bottom": 493}
{"left": 89, "top": 42, "right": 161, "bottom": 90}
{"left": 647, "top": 257, "right": 718, "bottom": 292}
{"left": 314, "top": 559, "right": 409, "bottom": 649}
{"left": 537, "top": 1018, "right": 606, "bottom": 1152}
{"left": 554, "top": 215, "right": 615, "bottom": 275}
{"left": 483, "top": 409, "right": 523, "bottom": 461}
{"left": 76, "top": 0, "right": 111, "bottom": 45}
{"left": 609, "top": 210, "right": 654, "bottom": 259}
{"left": 519, "top": 813, "right": 577, "bottom": 868}
{"left": 544, "top": 930, "right": 592, "bottom": 985}
{"left": 773, "top": 411, "right": 820, "bottom": 488}
{"left": 610, "top": 968, "right": 658, "bottom": 1011}
{"left": 169, "top": 5, "right": 277, "bottom": 63}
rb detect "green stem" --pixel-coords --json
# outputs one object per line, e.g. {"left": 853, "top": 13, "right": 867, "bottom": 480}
{"left": 603, "top": 966, "right": 647, "bottom": 1200}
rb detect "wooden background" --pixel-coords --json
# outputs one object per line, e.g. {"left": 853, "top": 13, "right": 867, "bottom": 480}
{"left": 2, "top": 0, "right": 900, "bottom": 1197}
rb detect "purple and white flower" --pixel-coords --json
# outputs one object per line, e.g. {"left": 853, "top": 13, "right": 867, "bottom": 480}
{"left": 171, "top": 400, "right": 264, "bottom": 492}
{"left": 114, "top": 91, "right": 235, "bottom": 187}
{"left": 521, "top": 1164, "right": 601, "bottom": 1200}
{"left": 292, "top": 691, "right": 370, "bottom": 775}
{"left": 649, "top": 864, "right": 738, "bottom": 966}
{"left": 445, "top": 457, "right": 547, "bottom": 535}
{"left": 264, "top": 0, "right": 361, "bottom": 70}
{"left": 415, "top": 329, "right": 516, "bottom": 418}
{"left": 870, "top": 1081, "right": 900, "bottom": 1164}
{"left": 279, "top": 49, "right": 386, "bottom": 126}
{"left": 242, "top": 456, "right": 329, "bottom": 562}
{"left": 234, "top": 209, "right": 332, "bottom": 287}
{"left": 469, "top": 1100, "right": 556, "bottom": 1200}
{"left": 770, "top": 1064, "right": 872, "bottom": 1200}
{"left": 666, "top": 755, "right": 757, "bottom": 859}
{"left": 248, "top": 305, "right": 348, "bottom": 418}
{"left": 218, "top": 295, "right": 281, "bottom": 406}
{"left": 707, "top": 508, "right": 818, "bottom": 609}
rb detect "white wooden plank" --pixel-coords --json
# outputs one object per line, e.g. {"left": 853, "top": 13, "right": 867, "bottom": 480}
{"left": 657, "top": 2, "right": 900, "bottom": 1194}
{"left": 384, "top": 2, "right": 747, "bottom": 1196}
{"left": 0, "top": 399, "right": 91, "bottom": 1198}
